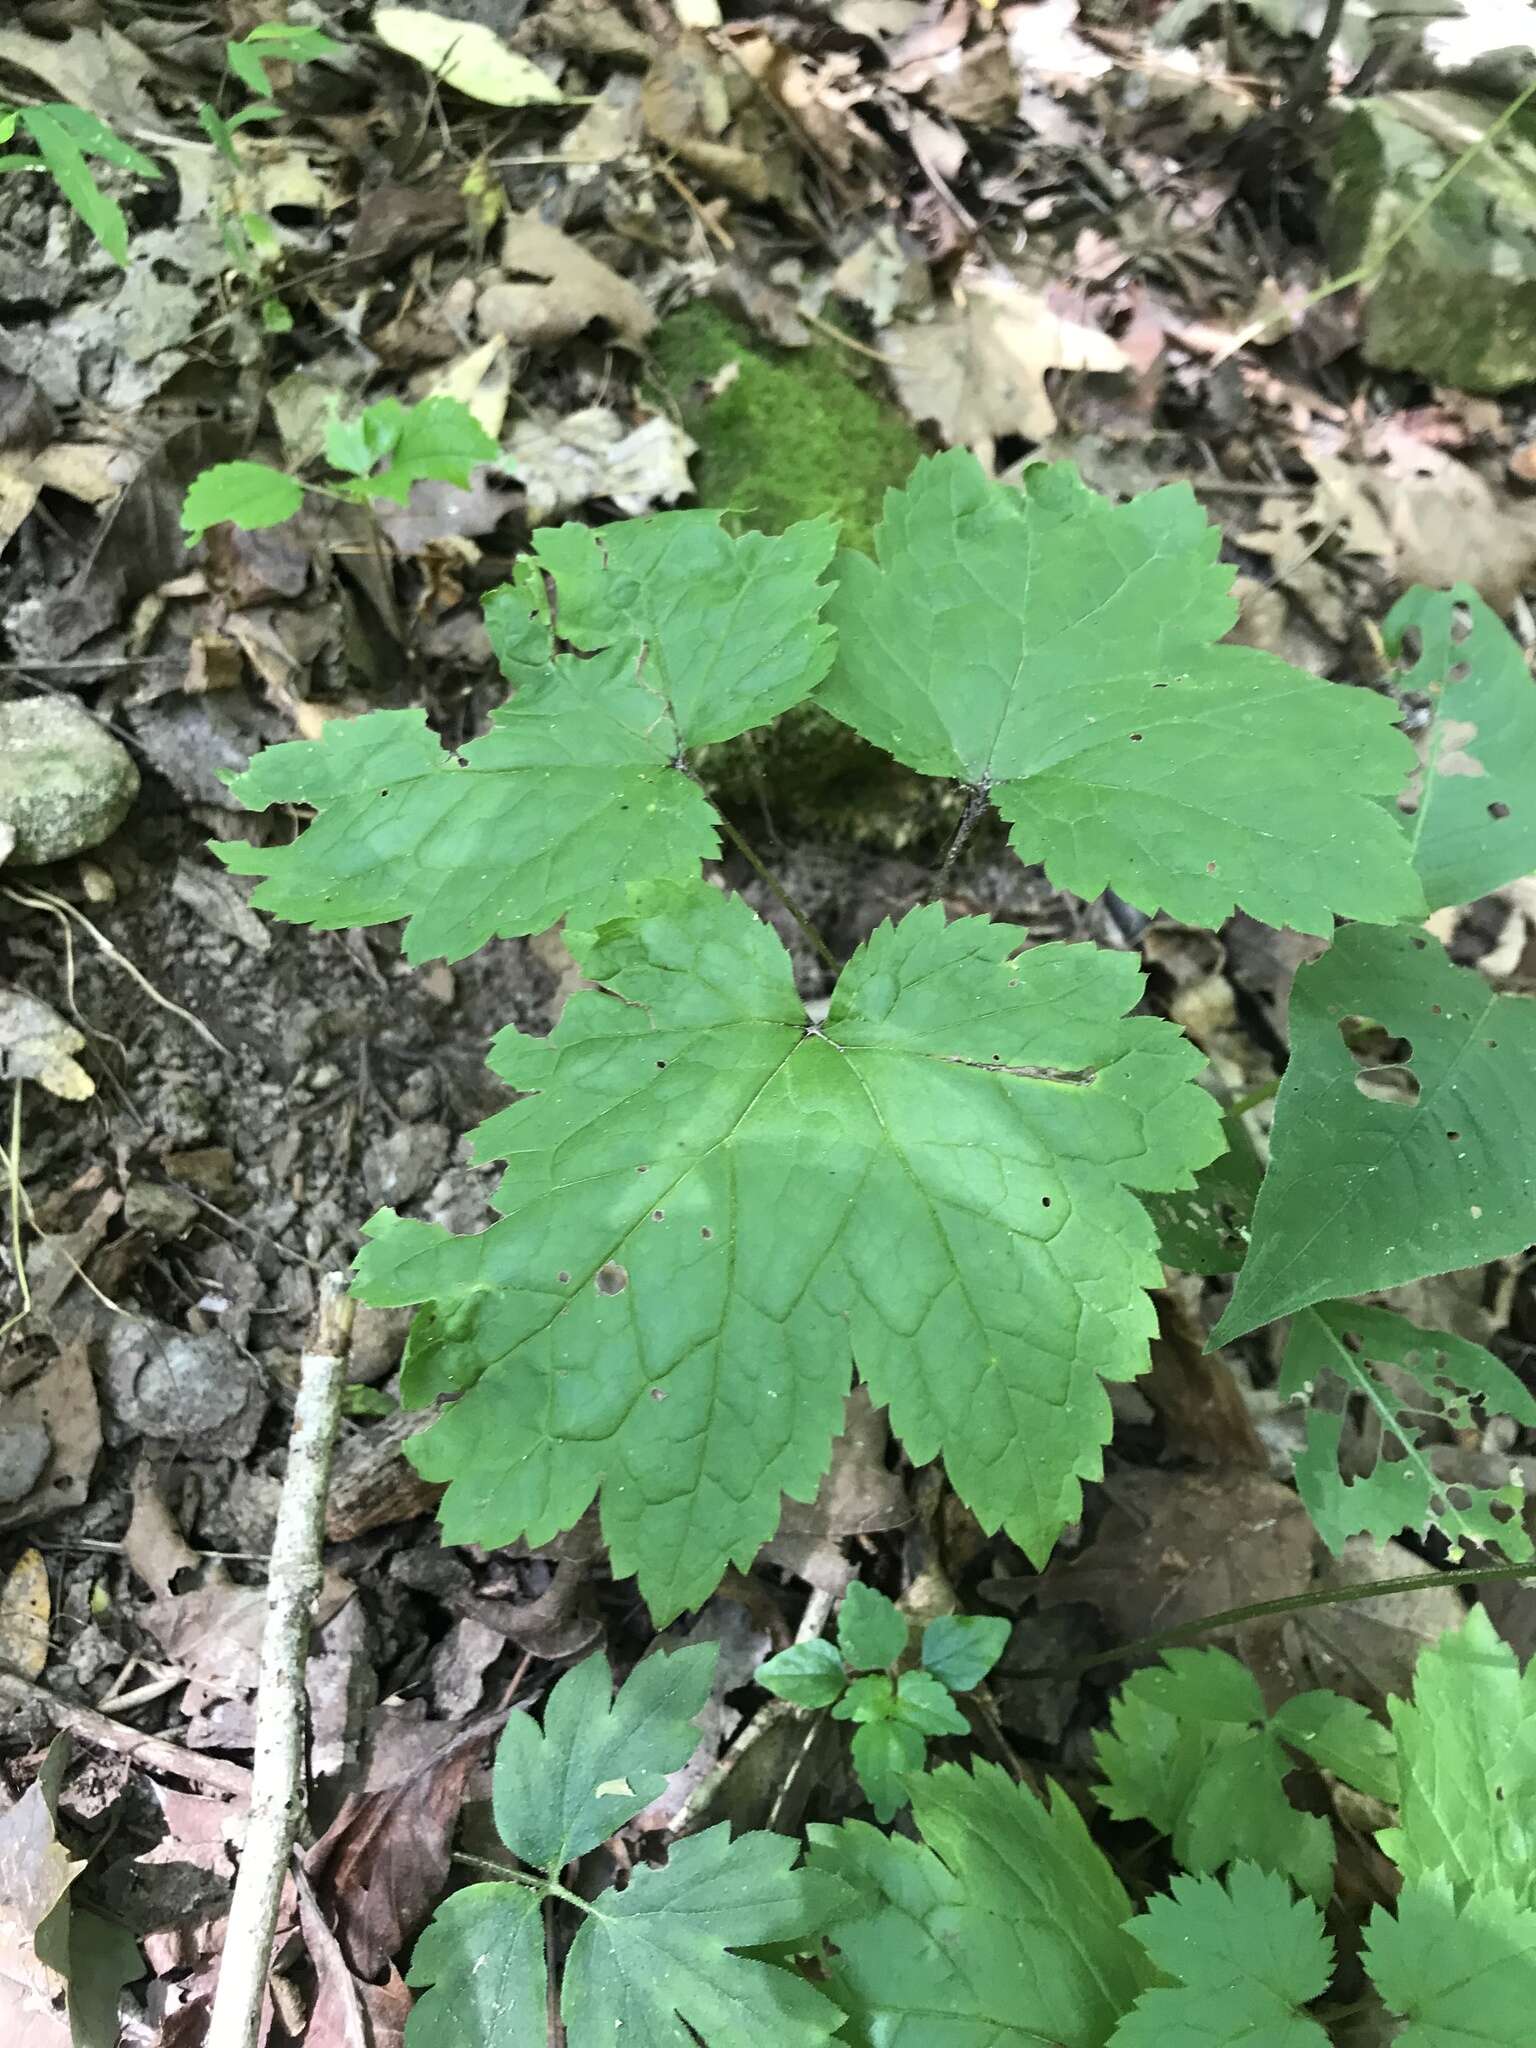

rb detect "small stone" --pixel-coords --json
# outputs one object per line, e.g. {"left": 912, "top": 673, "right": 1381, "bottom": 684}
{"left": 124, "top": 1180, "right": 201, "bottom": 1242}
{"left": 0, "top": 698, "right": 139, "bottom": 865}
{"left": 0, "top": 1419, "right": 52, "bottom": 1503}
{"left": 363, "top": 1122, "right": 451, "bottom": 1209}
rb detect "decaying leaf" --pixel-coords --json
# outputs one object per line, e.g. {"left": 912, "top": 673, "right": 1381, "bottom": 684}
{"left": 505, "top": 406, "right": 696, "bottom": 520}
{"left": 0, "top": 1347, "right": 101, "bottom": 1535}
{"left": 477, "top": 215, "right": 655, "bottom": 347}
{"left": 373, "top": 5, "right": 565, "bottom": 106}
{"left": 0, "top": 992, "right": 93, "bottom": 1101}
{"left": 0, "top": 1546, "right": 50, "bottom": 1680}
{"left": 883, "top": 270, "right": 1129, "bottom": 452}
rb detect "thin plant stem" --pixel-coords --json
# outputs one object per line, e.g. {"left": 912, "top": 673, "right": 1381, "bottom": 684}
{"left": 0, "top": 1082, "right": 31, "bottom": 1344}
{"left": 1014, "top": 1559, "right": 1536, "bottom": 1681}
{"left": 1221, "top": 74, "right": 1536, "bottom": 359}
{"left": 712, "top": 811, "right": 839, "bottom": 973}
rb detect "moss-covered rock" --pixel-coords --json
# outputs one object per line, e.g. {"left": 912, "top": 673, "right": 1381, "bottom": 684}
{"left": 1326, "top": 90, "right": 1536, "bottom": 393}
{"left": 648, "top": 303, "right": 964, "bottom": 850}
{"left": 648, "top": 301, "right": 925, "bottom": 552}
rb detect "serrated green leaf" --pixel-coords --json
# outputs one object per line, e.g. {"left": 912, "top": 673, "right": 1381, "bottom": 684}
{"left": 920, "top": 1612, "right": 1010, "bottom": 1692}
{"left": 833, "top": 1674, "right": 897, "bottom": 1724}
{"left": 1108, "top": 1865, "right": 1333, "bottom": 2048}
{"left": 1096, "top": 1651, "right": 1334, "bottom": 1902}
{"left": 217, "top": 509, "right": 836, "bottom": 963}
{"left": 20, "top": 107, "right": 131, "bottom": 263}
{"left": 1216, "top": 924, "right": 1536, "bottom": 1339}
{"left": 1365, "top": 1876, "right": 1536, "bottom": 2045}
{"left": 182, "top": 461, "right": 305, "bottom": 541}
{"left": 1270, "top": 1690, "right": 1397, "bottom": 1805}
{"left": 1386, "top": 585, "right": 1536, "bottom": 910}
{"left": 837, "top": 1581, "right": 907, "bottom": 1671}
{"left": 819, "top": 450, "right": 1423, "bottom": 934}
{"left": 756, "top": 1638, "right": 847, "bottom": 1709}
{"left": 893, "top": 1669, "right": 968, "bottom": 1736}
{"left": 335, "top": 393, "right": 499, "bottom": 503}
{"left": 1145, "top": 1106, "right": 1263, "bottom": 1274}
{"left": 1277, "top": 1301, "right": 1536, "bottom": 1561}
{"left": 493, "top": 1645, "right": 715, "bottom": 1871}
{"left": 561, "top": 1825, "right": 848, "bottom": 2046}
{"left": 808, "top": 1759, "right": 1152, "bottom": 2043}
{"left": 849, "top": 1717, "right": 925, "bottom": 1820}
{"left": 325, "top": 396, "right": 406, "bottom": 477}
{"left": 406, "top": 1883, "right": 544, "bottom": 2048}
{"left": 1379, "top": 1604, "right": 1536, "bottom": 1901}
{"left": 354, "top": 885, "right": 1220, "bottom": 1619}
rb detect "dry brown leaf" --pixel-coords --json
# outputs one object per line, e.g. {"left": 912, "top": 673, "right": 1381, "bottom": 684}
{"left": 763, "top": 1389, "right": 909, "bottom": 1591}
{"left": 1038, "top": 1465, "right": 1314, "bottom": 1643}
{"left": 0, "top": 1548, "right": 49, "bottom": 1680}
{"left": 478, "top": 216, "right": 654, "bottom": 348}
{"left": 0, "top": 1348, "right": 100, "bottom": 1534}
{"left": 0, "top": 26, "right": 157, "bottom": 130}
{"left": 885, "top": 271, "right": 1129, "bottom": 453}
{"left": 506, "top": 406, "right": 696, "bottom": 521}
{"left": 641, "top": 34, "right": 796, "bottom": 205}
{"left": 0, "top": 1762, "right": 82, "bottom": 2011}
{"left": 1292, "top": 1536, "right": 1465, "bottom": 1707}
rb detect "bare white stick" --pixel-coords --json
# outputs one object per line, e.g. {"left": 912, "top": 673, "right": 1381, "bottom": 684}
{"left": 207, "top": 1274, "right": 353, "bottom": 2048}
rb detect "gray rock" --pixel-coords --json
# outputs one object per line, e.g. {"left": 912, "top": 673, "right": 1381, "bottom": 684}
{"left": 0, "top": 1419, "right": 51, "bottom": 1502}
{"left": 0, "top": 698, "right": 139, "bottom": 864}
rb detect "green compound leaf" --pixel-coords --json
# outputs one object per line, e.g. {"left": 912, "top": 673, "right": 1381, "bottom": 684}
{"left": 836, "top": 1582, "right": 907, "bottom": 1672}
{"left": 832, "top": 1675, "right": 897, "bottom": 1724}
{"left": 406, "top": 1884, "right": 543, "bottom": 2048}
{"left": 892, "top": 1671, "right": 969, "bottom": 1737}
{"left": 1095, "top": 1649, "right": 1335, "bottom": 1902}
{"left": 332, "top": 394, "right": 500, "bottom": 504}
{"left": 356, "top": 884, "right": 1221, "bottom": 1620}
{"left": 1108, "top": 1865, "right": 1333, "bottom": 2048}
{"left": 756, "top": 1637, "right": 847, "bottom": 1710}
{"left": 1379, "top": 1604, "right": 1536, "bottom": 1902}
{"left": 1215, "top": 922, "right": 1536, "bottom": 1341}
{"left": 182, "top": 461, "right": 305, "bottom": 541}
{"left": 492, "top": 1645, "right": 715, "bottom": 1871}
{"left": 849, "top": 1718, "right": 925, "bottom": 1821}
{"left": 324, "top": 395, "right": 407, "bottom": 477}
{"left": 215, "top": 511, "right": 835, "bottom": 963}
{"left": 808, "top": 1759, "right": 1152, "bottom": 2045}
{"left": 920, "top": 1612, "right": 1011, "bottom": 1693}
{"left": 1365, "top": 1877, "right": 1536, "bottom": 2046}
{"left": 819, "top": 450, "right": 1423, "bottom": 934}
{"left": 1269, "top": 1690, "right": 1398, "bottom": 1806}
{"left": 1278, "top": 1301, "right": 1536, "bottom": 1561}
{"left": 1386, "top": 585, "right": 1536, "bottom": 910}
{"left": 407, "top": 1652, "right": 848, "bottom": 2048}
{"left": 558, "top": 1826, "right": 849, "bottom": 2046}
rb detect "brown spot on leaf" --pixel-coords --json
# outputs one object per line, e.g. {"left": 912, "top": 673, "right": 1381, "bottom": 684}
{"left": 595, "top": 1262, "right": 629, "bottom": 1295}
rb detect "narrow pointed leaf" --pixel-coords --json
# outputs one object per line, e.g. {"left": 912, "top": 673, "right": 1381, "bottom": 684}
{"left": 819, "top": 450, "right": 1423, "bottom": 934}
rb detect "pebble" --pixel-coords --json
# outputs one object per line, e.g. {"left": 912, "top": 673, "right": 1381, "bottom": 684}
{"left": 0, "top": 697, "right": 139, "bottom": 864}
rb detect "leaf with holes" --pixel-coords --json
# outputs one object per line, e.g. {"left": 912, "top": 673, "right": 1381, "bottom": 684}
{"left": 1144, "top": 1107, "right": 1263, "bottom": 1274}
{"left": 807, "top": 1760, "right": 1152, "bottom": 2044}
{"left": 818, "top": 450, "right": 1423, "bottom": 933}
{"left": 1214, "top": 923, "right": 1536, "bottom": 1340}
{"left": 1108, "top": 1866, "right": 1334, "bottom": 2048}
{"left": 215, "top": 511, "right": 836, "bottom": 962}
{"left": 1095, "top": 1649, "right": 1336, "bottom": 1901}
{"left": 1278, "top": 1301, "right": 1536, "bottom": 1561}
{"left": 354, "top": 883, "right": 1221, "bottom": 1620}
{"left": 1386, "top": 586, "right": 1536, "bottom": 910}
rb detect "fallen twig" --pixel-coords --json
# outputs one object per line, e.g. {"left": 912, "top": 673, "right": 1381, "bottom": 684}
{"left": 0, "top": 1667, "right": 253, "bottom": 1800}
{"left": 208, "top": 1272, "right": 354, "bottom": 2048}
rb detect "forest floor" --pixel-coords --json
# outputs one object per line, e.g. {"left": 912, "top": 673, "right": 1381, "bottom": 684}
{"left": 2, "top": 0, "right": 1536, "bottom": 2041}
